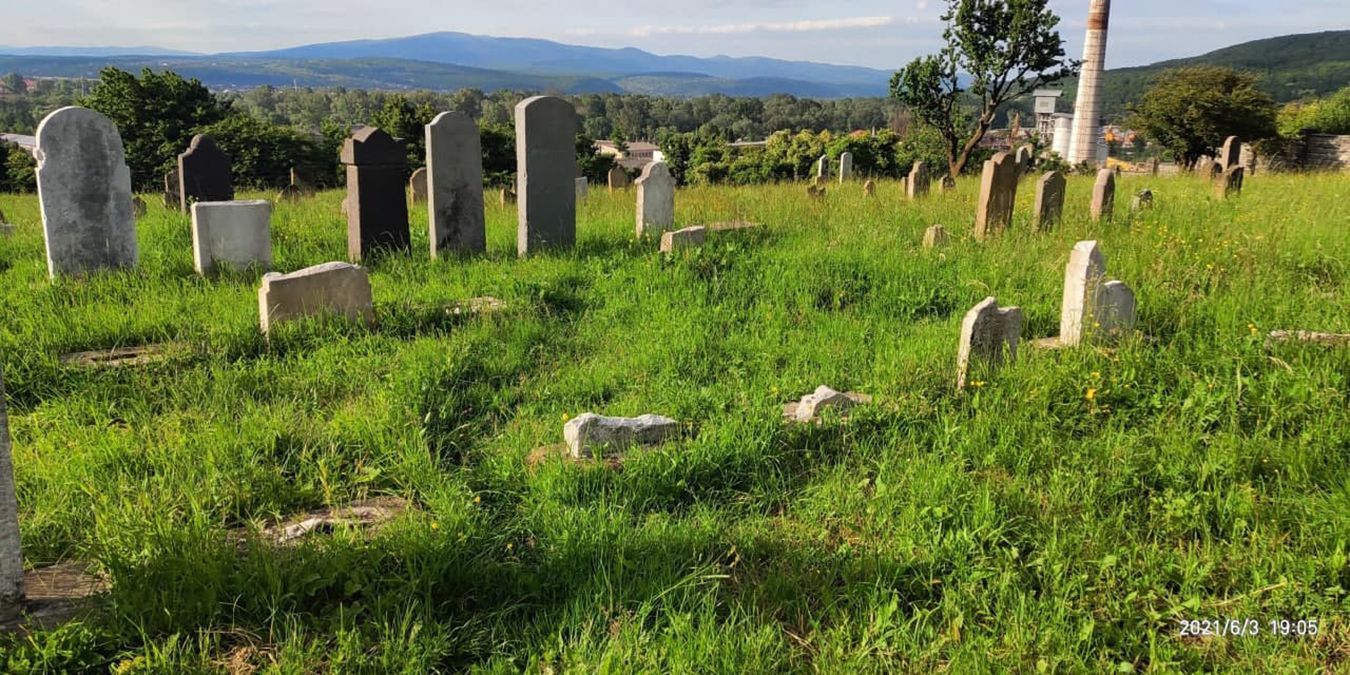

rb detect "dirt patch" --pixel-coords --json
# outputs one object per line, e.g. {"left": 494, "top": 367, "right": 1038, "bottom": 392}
{"left": 1, "top": 561, "right": 108, "bottom": 633}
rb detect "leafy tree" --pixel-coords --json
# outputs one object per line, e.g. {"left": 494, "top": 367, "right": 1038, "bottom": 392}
{"left": 81, "top": 67, "right": 231, "bottom": 189}
{"left": 1127, "top": 66, "right": 1277, "bottom": 167}
{"left": 480, "top": 123, "right": 515, "bottom": 187}
{"left": 195, "top": 114, "right": 337, "bottom": 189}
{"left": 1, "top": 142, "right": 36, "bottom": 193}
{"left": 0, "top": 73, "right": 26, "bottom": 95}
{"left": 371, "top": 94, "right": 437, "bottom": 169}
{"left": 1276, "top": 86, "right": 1350, "bottom": 135}
{"left": 890, "top": 0, "right": 1078, "bottom": 178}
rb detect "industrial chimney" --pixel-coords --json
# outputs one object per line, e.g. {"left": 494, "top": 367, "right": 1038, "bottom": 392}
{"left": 1067, "top": 0, "right": 1110, "bottom": 166}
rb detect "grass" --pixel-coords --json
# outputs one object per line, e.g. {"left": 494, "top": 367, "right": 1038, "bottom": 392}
{"left": 0, "top": 171, "right": 1347, "bottom": 672}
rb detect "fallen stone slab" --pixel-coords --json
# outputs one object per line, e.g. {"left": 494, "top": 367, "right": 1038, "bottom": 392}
{"left": 660, "top": 226, "right": 706, "bottom": 252}
{"left": 783, "top": 386, "right": 872, "bottom": 423}
{"left": 258, "top": 262, "right": 374, "bottom": 335}
{"left": 564, "top": 413, "right": 680, "bottom": 460}
{"left": 262, "top": 497, "right": 410, "bottom": 545}
{"left": 446, "top": 296, "right": 506, "bottom": 317}
{"left": 0, "top": 562, "right": 107, "bottom": 633}
{"left": 706, "top": 221, "right": 762, "bottom": 232}
{"left": 59, "top": 342, "right": 188, "bottom": 368}
{"left": 1265, "top": 330, "right": 1350, "bottom": 348}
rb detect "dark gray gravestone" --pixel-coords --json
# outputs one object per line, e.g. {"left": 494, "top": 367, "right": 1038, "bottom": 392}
{"left": 1033, "top": 171, "right": 1066, "bottom": 231}
{"left": 341, "top": 127, "right": 410, "bottom": 260}
{"left": 514, "top": 96, "right": 577, "bottom": 257}
{"left": 177, "top": 135, "right": 233, "bottom": 213}
{"left": 426, "top": 112, "right": 486, "bottom": 257}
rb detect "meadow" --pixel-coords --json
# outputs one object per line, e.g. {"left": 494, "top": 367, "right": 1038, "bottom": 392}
{"left": 0, "top": 171, "right": 1346, "bottom": 672}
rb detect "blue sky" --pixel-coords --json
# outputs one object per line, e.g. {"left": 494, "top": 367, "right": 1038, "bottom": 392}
{"left": 2, "top": 0, "right": 1347, "bottom": 69}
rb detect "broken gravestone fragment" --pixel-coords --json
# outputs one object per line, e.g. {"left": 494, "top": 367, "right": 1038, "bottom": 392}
{"left": 783, "top": 385, "right": 872, "bottom": 423}
{"left": 564, "top": 413, "right": 681, "bottom": 460}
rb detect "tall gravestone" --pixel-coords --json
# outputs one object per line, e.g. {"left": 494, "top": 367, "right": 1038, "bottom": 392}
{"left": 177, "top": 134, "right": 233, "bottom": 213}
{"left": 838, "top": 152, "right": 853, "bottom": 183}
{"left": 1090, "top": 169, "right": 1115, "bottom": 222}
{"left": 36, "top": 106, "right": 138, "bottom": 278}
{"left": 1059, "top": 241, "right": 1135, "bottom": 346}
{"left": 515, "top": 96, "right": 577, "bottom": 256}
{"left": 974, "top": 152, "right": 1018, "bottom": 240}
{"left": 425, "top": 111, "right": 486, "bottom": 257}
{"left": 341, "top": 127, "right": 410, "bottom": 260}
{"left": 1033, "top": 171, "right": 1066, "bottom": 231}
{"left": 408, "top": 167, "right": 428, "bottom": 204}
{"left": 1219, "top": 136, "right": 1241, "bottom": 170}
{"left": 957, "top": 297, "right": 1022, "bottom": 390}
{"left": 907, "top": 161, "right": 929, "bottom": 199}
{"left": 0, "top": 369, "right": 21, "bottom": 623}
{"left": 635, "top": 161, "right": 676, "bottom": 238}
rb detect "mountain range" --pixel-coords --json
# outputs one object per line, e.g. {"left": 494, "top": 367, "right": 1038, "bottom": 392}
{"left": 1, "top": 29, "right": 1346, "bottom": 101}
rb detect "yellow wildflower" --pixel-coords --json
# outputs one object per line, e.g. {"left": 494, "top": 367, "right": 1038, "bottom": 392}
{"left": 1085, "top": 388, "right": 1097, "bottom": 402}
{"left": 562, "top": 412, "right": 570, "bottom": 422}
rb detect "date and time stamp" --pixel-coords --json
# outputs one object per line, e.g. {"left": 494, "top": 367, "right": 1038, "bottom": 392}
{"left": 1177, "top": 618, "right": 1321, "bottom": 639}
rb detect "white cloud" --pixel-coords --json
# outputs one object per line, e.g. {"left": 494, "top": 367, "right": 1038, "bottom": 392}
{"left": 626, "top": 15, "right": 896, "bottom": 38}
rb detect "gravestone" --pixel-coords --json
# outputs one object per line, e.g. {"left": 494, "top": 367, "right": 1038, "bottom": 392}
{"left": 258, "top": 262, "right": 374, "bottom": 335}
{"left": 1194, "top": 157, "right": 1214, "bottom": 176}
{"left": 1216, "top": 166, "right": 1244, "bottom": 199}
{"left": 408, "top": 167, "right": 428, "bottom": 204}
{"left": 838, "top": 152, "right": 853, "bottom": 183}
{"left": 635, "top": 161, "right": 676, "bottom": 238}
{"left": 1014, "top": 144, "right": 1034, "bottom": 172}
{"left": 575, "top": 177, "right": 588, "bottom": 200}
{"left": 131, "top": 196, "right": 146, "bottom": 219}
{"left": 941, "top": 175, "right": 956, "bottom": 192}
{"left": 1058, "top": 241, "right": 1136, "bottom": 346}
{"left": 660, "top": 226, "right": 705, "bottom": 252}
{"left": 815, "top": 155, "right": 828, "bottom": 180}
{"left": 341, "top": 127, "right": 410, "bottom": 260}
{"left": 974, "top": 152, "right": 1018, "bottom": 240}
{"left": 1150, "top": 158, "right": 1160, "bottom": 176}
{"left": 191, "top": 200, "right": 271, "bottom": 275}
{"left": 907, "top": 161, "right": 929, "bottom": 199}
{"left": 35, "top": 106, "right": 138, "bottom": 278}
{"left": 1219, "top": 136, "right": 1241, "bottom": 170}
{"left": 607, "top": 165, "right": 631, "bottom": 192}
{"left": 0, "top": 369, "right": 22, "bottom": 624}
{"left": 863, "top": 180, "right": 876, "bottom": 197}
{"left": 957, "top": 297, "right": 1022, "bottom": 390}
{"left": 515, "top": 97, "right": 577, "bottom": 256}
{"left": 163, "top": 168, "right": 180, "bottom": 208}
{"left": 177, "top": 134, "right": 233, "bottom": 213}
{"left": 1032, "top": 171, "right": 1066, "bottom": 231}
{"left": 564, "top": 413, "right": 680, "bottom": 460}
{"left": 499, "top": 187, "right": 516, "bottom": 206}
{"left": 923, "top": 224, "right": 949, "bottom": 249}
{"left": 1090, "top": 169, "right": 1115, "bottom": 221}
{"left": 1131, "top": 190, "right": 1154, "bottom": 212}
{"left": 425, "top": 111, "right": 486, "bottom": 257}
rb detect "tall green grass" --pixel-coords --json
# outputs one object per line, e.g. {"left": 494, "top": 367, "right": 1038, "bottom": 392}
{"left": 0, "top": 172, "right": 1346, "bottom": 672}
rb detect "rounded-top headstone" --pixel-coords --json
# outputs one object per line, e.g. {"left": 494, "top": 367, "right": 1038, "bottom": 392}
{"left": 341, "top": 127, "right": 406, "bottom": 166}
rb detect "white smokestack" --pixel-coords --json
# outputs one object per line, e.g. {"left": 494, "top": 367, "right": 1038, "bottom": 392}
{"left": 1067, "top": 0, "right": 1110, "bottom": 166}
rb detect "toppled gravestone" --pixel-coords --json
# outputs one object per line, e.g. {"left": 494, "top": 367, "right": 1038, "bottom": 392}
{"left": 783, "top": 385, "right": 872, "bottom": 423}
{"left": 563, "top": 413, "right": 680, "bottom": 460}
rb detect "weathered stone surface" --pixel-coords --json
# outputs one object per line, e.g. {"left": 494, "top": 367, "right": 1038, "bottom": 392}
{"left": 257, "top": 261, "right": 374, "bottom": 335}
{"left": 515, "top": 96, "right": 577, "bottom": 256}
{"left": 636, "top": 161, "right": 676, "bottom": 237}
{"left": 499, "top": 187, "right": 516, "bottom": 206}
{"left": 1058, "top": 241, "right": 1135, "bottom": 346}
{"left": 607, "top": 165, "right": 630, "bottom": 192}
{"left": 1090, "top": 169, "right": 1115, "bottom": 221}
{"left": 267, "top": 497, "right": 409, "bottom": 545}
{"left": 163, "top": 168, "right": 180, "bottom": 208}
{"left": 1219, "top": 135, "right": 1241, "bottom": 170}
{"left": 0, "top": 369, "right": 22, "bottom": 624}
{"left": 564, "top": 413, "right": 680, "bottom": 459}
{"left": 425, "top": 111, "right": 486, "bottom": 257}
{"left": 923, "top": 224, "right": 949, "bottom": 249}
{"left": 1265, "top": 330, "right": 1350, "bottom": 348}
{"left": 408, "top": 167, "right": 428, "bottom": 204}
{"left": 941, "top": 175, "right": 956, "bottom": 192}
{"left": 974, "top": 152, "right": 1018, "bottom": 240}
{"left": 177, "top": 134, "right": 233, "bottom": 213}
{"left": 908, "top": 161, "right": 929, "bottom": 199}
{"left": 1014, "top": 144, "right": 1034, "bottom": 172}
{"left": 341, "top": 127, "right": 410, "bottom": 260}
{"left": 863, "top": 180, "right": 876, "bottom": 197}
{"left": 815, "top": 155, "right": 828, "bottom": 179}
{"left": 793, "top": 386, "right": 859, "bottom": 422}
{"left": 131, "top": 196, "right": 146, "bottom": 219}
{"left": 1131, "top": 189, "right": 1153, "bottom": 212}
{"left": 660, "top": 225, "right": 706, "bottom": 252}
{"left": 191, "top": 199, "right": 272, "bottom": 275}
{"left": 58, "top": 342, "right": 185, "bottom": 369}
{"left": 1194, "top": 157, "right": 1214, "bottom": 177}
{"left": 1033, "top": 171, "right": 1066, "bottom": 231}
{"left": 957, "top": 297, "right": 1022, "bottom": 390}
{"left": 36, "top": 106, "right": 138, "bottom": 278}
{"left": 838, "top": 152, "right": 853, "bottom": 183}
{"left": 1215, "top": 166, "right": 1244, "bottom": 199}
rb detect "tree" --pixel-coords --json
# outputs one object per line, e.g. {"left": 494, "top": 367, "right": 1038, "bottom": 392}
{"left": 81, "top": 67, "right": 231, "bottom": 189}
{"left": 195, "top": 114, "right": 337, "bottom": 189}
{"left": 371, "top": 94, "right": 437, "bottom": 169}
{"left": 890, "top": 0, "right": 1078, "bottom": 178}
{"left": 1127, "top": 66, "right": 1277, "bottom": 168}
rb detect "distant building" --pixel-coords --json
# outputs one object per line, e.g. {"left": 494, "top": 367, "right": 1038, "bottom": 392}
{"left": 594, "top": 140, "right": 663, "bottom": 171}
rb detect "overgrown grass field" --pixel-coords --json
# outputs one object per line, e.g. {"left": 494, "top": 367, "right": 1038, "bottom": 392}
{"left": 0, "top": 172, "right": 1347, "bottom": 672}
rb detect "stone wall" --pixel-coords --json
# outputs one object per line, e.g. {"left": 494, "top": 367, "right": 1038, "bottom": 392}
{"left": 1257, "top": 133, "right": 1350, "bottom": 171}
